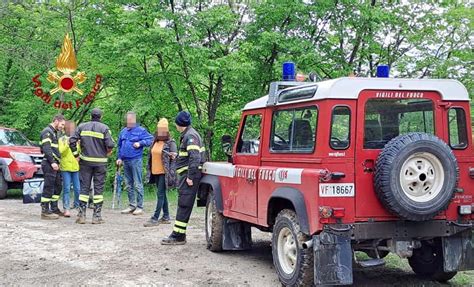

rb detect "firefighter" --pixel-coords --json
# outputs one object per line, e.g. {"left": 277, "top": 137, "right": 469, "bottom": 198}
{"left": 70, "top": 108, "right": 115, "bottom": 224}
{"left": 162, "top": 111, "right": 206, "bottom": 245}
{"left": 40, "top": 114, "right": 66, "bottom": 220}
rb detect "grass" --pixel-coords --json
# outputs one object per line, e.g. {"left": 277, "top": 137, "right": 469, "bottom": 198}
{"left": 103, "top": 185, "right": 179, "bottom": 205}
{"left": 355, "top": 251, "right": 474, "bottom": 285}
{"left": 7, "top": 185, "right": 179, "bottom": 208}
{"left": 8, "top": 183, "right": 209, "bottom": 216}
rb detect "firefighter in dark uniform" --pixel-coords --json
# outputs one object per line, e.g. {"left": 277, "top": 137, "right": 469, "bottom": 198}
{"left": 40, "top": 114, "right": 66, "bottom": 220}
{"left": 162, "top": 111, "right": 206, "bottom": 245}
{"left": 69, "top": 108, "right": 115, "bottom": 224}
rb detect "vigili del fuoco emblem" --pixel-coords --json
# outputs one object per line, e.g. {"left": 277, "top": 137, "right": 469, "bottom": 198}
{"left": 32, "top": 33, "right": 102, "bottom": 110}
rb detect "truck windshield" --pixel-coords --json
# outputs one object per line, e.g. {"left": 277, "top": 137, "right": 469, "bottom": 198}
{"left": 0, "top": 129, "right": 33, "bottom": 146}
{"left": 364, "top": 99, "right": 434, "bottom": 149}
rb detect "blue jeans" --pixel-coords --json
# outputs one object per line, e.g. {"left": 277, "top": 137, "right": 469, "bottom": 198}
{"left": 62, "top": 171, "right": 80, "bottom": 209}
{"left": 123, "top": 158, "right": 144, "bottom": 209}
{"left": 152, "top": 174, "right": 169, "bottom": 220}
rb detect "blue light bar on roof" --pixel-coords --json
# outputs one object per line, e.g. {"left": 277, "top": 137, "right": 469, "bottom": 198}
{"left": 282, "top": 62, "right": 296, "bottom": 81}
{"left": 376, "top": 65, "right": 390, "bottom": 78}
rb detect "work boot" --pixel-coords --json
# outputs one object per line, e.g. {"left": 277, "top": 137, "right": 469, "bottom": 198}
{"left": 50, "top": 201, "right": 64, "bottom": 217}
{"left": 76, "top": 202, "right": 87, "bottom": 224}
{"left": 41, "top": 202, "right": 59, "bottom": 220}
{"left": 92, "top": 203, "right": 105, "bottom": 224}
{"left": 161, "top": 232, "right": 186, "bottom": 245}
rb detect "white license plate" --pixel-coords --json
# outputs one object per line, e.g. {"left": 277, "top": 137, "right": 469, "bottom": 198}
{"left": 319, "top": 183, "right": 355, "bottom": 197}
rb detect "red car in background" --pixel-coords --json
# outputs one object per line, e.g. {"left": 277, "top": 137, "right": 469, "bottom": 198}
{"left": 0, "top": 127, "right": 43, "bottom": 199}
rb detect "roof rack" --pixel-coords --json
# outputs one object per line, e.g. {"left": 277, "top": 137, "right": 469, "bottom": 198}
{"left": 266, "top": 81, "right": 311, "bottom": 106}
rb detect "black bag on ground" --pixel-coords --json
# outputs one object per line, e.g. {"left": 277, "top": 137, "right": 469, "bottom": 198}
{"left": 22, "top": 179, "right": 44, "bottom": 204}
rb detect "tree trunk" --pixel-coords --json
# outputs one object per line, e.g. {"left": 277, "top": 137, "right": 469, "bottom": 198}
{"left": 157, "top": 52, "right": 183, "bottom": 111}
{"left": 204, "top": 75, "right": 223, "bottom": 160}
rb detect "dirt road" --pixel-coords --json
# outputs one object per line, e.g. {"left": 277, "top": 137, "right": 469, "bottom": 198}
{"left": 0, "top": 199, "right": 472, "bottom": 286}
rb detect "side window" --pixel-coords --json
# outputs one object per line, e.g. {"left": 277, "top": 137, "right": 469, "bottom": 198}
{"left": 330, "top": 106, "right": 351, "bottom": 149}
{"left": 270, "top": 106, "right": 318, "bottom": 153}
{"left": 236, "top": 114, "right": 262, "bottom": 154}
{"left": 448, "top": 108, "right": 468, "bottom": 149}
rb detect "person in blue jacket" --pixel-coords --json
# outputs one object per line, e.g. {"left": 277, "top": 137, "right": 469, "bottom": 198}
{"left": 116, "top": 112, "right": 153, "bottom": 215}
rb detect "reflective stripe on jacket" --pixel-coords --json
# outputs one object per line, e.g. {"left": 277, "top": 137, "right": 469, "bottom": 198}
{"left": 59, "top": 136, "right": 79, "bottom": 172}
{"left": 69, "top": 120, "right": 115, "bottom": 166}
{"left": 176, "top": 126, "right": 206, "bottom": 179}
{"left": 40, "top": 124, "right": 60, "bottom": 164}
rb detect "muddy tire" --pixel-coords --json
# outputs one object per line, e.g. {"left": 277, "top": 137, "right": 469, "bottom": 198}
{"left": 375, "top": 133, "right": 458, "bottom": 221}
{"left": 205, "top": 190, "right": 224, "bottom": 252}
{"left": 272, "top": 209, "right": 313, "bottom": 286}
{"left": 408, "top": 239, "right": 457, "bottom": 282}
{"left": 0, "top": 171, "right": 7, "bottom": 199}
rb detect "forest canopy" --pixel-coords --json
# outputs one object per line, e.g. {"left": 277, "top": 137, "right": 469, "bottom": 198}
{"left": 0, "top": 1, "right": 472, "bottom": 160}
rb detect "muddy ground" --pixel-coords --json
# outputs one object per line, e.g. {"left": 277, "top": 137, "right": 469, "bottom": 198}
{"left": 1, "top": 199, "right": 473, "bottom": 286}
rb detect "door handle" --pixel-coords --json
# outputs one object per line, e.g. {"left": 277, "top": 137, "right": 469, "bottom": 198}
{"left": 330, "top": 172, "right": 346, "bottom": 180}
{"left": 247, "top": 178, "right": 256, "bottom": 184}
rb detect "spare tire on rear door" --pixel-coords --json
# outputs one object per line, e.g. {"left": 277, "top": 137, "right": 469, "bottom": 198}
{"left": 374, "top": 132, "right": 458, "bottom": 221}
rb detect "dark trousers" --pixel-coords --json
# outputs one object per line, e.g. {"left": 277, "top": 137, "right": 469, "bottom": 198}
{"left": 79, "top": 163, "right": 106, "bottom": 205}
{"left": 152, "top": 174, "right": 169, "bottom": 220}
{"left": 41, "top": 161, "right": 62, "bottom": 203}
{"left": 173, "top": 172, "right": 201, "bottom": 234}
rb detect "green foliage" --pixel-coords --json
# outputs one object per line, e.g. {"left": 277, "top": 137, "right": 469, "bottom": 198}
{"left": 0, "top": 0, "right": 471, "bottom": 161}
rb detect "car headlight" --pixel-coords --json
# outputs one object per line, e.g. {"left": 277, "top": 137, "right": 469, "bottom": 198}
{"left": 10, "top": 152, "right": 33, "bottom": 163}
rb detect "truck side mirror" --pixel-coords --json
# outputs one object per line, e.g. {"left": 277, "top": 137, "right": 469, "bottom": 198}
{"left": 221, "top": 135, "right": 233, "bottom": 163}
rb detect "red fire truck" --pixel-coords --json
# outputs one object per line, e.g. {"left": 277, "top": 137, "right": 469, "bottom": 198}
{"left": 197, "top": 68, "right": 474, "bottom": 286}
{"left": 0, "top": 127, "right": 43, "bottom": 199}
